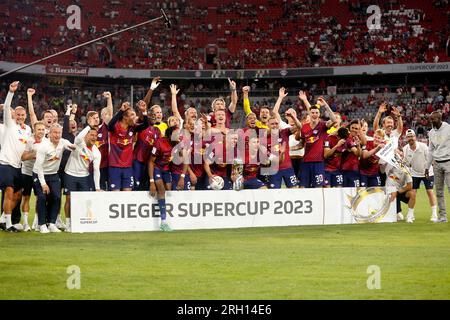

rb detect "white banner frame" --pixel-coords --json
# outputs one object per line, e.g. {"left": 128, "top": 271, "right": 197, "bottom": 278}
{"left": 70, "top": 187, "right": 397, "bottom": 233}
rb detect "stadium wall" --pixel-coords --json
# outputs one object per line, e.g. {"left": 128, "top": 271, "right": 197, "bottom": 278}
{"left": 1, "top": 61, "right": 449, "bottom": 79}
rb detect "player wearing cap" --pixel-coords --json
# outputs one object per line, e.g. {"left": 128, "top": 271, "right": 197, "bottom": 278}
{"left": 402, "top": 129, "right": 438, "bottom": 222}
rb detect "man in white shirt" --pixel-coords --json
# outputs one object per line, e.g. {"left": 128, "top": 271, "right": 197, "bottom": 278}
{"left": 32, "top": 124, "right": 75, "bottom": 233}
{"left": 386, "top": 151, "right": 414, "bottom": 222}
{"left": 403, "top": 129, "right": 437, "bottom": 222}
{"left": 0, "top": 81, "right": 32, "bottom": 232}
{"left": 20, "top": 121, "right": 47, "bottom": 231}
{"left": 63, "top": 124, "right": 101, "bottom": 231}
{"left": 425, "top": 111, "right": 450, "bottom": 223}
{"left": 373, "top": 102, "right": 403, "bottom": 186}
{"left": 403, "top": 129, "right": 438, "bottom": 222}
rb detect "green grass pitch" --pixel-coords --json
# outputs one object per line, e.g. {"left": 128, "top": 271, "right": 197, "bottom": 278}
{"left": 1, "top": 188, "right": 449, "bottom": 300}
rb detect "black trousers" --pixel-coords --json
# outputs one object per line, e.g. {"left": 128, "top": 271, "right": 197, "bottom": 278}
{"left": 33, "top": 174, "right": 61, "bottom": 225}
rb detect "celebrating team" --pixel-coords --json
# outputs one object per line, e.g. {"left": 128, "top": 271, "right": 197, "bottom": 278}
{"left": 0, "top": 78, "right": 449, "bottom": 233}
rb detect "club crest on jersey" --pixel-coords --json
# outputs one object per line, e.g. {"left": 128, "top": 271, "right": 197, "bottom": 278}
{"left": 80, "top": 149, "right": 90, "bottom": 162}
{"left": 48, "top": 155, "right": 60, "bottom": 162}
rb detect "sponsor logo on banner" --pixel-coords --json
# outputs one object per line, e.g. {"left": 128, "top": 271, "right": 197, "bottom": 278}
{"left": 345, "top": 187, "right": 392, "bottom": 223}
{"left": 71, "top": 189, "right": 397, "bottom": 233}
{"left": 46, "top": 65, "right": 89, "bottom": 76}
{"left": 79, "top": 200, "right": 98, "bottom": 225}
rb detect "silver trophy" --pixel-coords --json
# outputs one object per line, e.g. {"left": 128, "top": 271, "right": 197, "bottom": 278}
{"left": 232, "top": 158, "right": 244, "bottom": 191}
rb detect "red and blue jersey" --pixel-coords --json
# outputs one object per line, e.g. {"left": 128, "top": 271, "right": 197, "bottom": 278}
{"left": 360, "top": 141, "right": 379, "bottom": 176}
{"left": 190, "top": 133, "right": 207, "bottom": 177}
{"left": 133, "top": 126, "right": 160, "bottom": 164}
{"left": 206, "top": 137, "right": 229, "bottom": 177}
{"left": 152, "top": 137, "right": 173, "bottom": 171}
{"left": 243, "top": 153, "right": 260, "bottom": 182}
{"left": 341, "top": 137, "right": 359, "bottom": 172}
{"left": 267, "top": 128, "right": 292, "bottom": 170}
{"left": 108, "top": 122, "right": 136, "bottom": 168}
{"left": 95, "top": 122, "right": 109, "bottom": 169}
{"left": 324, "top": 135, "right": 342, "bottom": 172}
{"left": 301, "top": 121, "right": 328, "bottom": 162}
{"left": 108, "top": 111, "right": 149, "bottom": 168}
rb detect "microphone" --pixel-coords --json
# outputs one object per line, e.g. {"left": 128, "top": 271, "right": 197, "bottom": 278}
{"left": 161, "top": 9, "right": 171, "bottom": 29}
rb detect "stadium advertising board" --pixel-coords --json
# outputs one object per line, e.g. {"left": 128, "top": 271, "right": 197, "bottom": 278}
{"left": 71, "top": 188, "right": 397, "bottom": 233}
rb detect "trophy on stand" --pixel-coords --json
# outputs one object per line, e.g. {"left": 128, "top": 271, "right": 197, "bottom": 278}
{"left": 232, "top": 158, "right": 244, "bottom": 191}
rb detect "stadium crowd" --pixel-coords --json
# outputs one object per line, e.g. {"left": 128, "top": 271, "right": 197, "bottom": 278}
{"left": 0, "top": 78, "right": 449, "bottom": 234}
{"left": 0, "top": 0, "right": 448, "bottom": 69}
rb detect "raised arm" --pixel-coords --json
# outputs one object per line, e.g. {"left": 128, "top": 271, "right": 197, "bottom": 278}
{"left": 27, "top": 87, "right": 38, "bottom": 128}
{"left": 242, "top": 86, "right": 251, "bottom": 115}
{"left": 170, "top": 84, "right": 181, "bottom": 120}
{"left": 108, "top": 102, "right": 128, "bottom": 132}
{"left": 103, "top": 91, "right": 113, "bottom": 122}
{"left": 273, "top": 87, "right": 288, "bottom": 116}
{"left": 317, "top": 96, "right": 336, "bottom": 123}
{"left": 4, "top": 82, "right": 19, "bottom": 127}
{"left": 391, "top": 107, "right": 403, "bottom": 135}
{"left": 228, "top": 78, "right": 237, "bottom": 114}
{"left": 134, "top": 100, "right": 149, "bottom": 132}
{"left": 285, "top": 109, "right": 302, "bottom": 133}
{"left": 298, "top": 90, "right": 312, "bottom": 112}
{"left": 373, "top": 103, "right": 387, "bottom": 132}
{"left": 143, "top": 77, "right": 161, "bottom": 107}
{"left": 74, "top": 125, "right": 91, "bottom": 146}
{"left": 63, "top": 105, "right": 72, "bottom": 139}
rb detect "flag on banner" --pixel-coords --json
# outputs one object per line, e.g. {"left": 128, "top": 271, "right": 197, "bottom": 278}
{"left": 376, "top": 140, "right": 411, "bottom": 175}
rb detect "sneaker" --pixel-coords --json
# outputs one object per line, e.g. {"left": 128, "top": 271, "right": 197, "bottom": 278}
{"left": 13, "top": 223, "right": 24, "bottom": 231}
{"left": 0, "top": 223, "right": 5, "bottom": 231}
{"left": 31, "top": 215, "right": 39, "bottom": 230}
{"left": 6, "top": 226, "right": 19, "bottom": 233}
{"left": 55, "top": 218, "right": 67, "bottom": 231}
{"left": 437, "top": 217, "right": 448, "bottom": 223}
{"left": 406, "top": 215, "right": 414, "bottom": 223}
{"left": 66, "top": 221, "right": 71, "bottom": 233}
{"left": 430, "top": 214, "right": 438, "bottom": 222}
{"left": 160, "top": 222, "right": 173, "bottom": 232}
{"left": 397, "top": 212, "right": 404, "bottom": 221}
{"left": 23, "top": 224, "right": 31, "bottom": 232}
{"left": 48, "top": 223, "right": 62, "bottom": 233}
{"left": 39, "top": 225, "right": 50, "bottom": 234}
